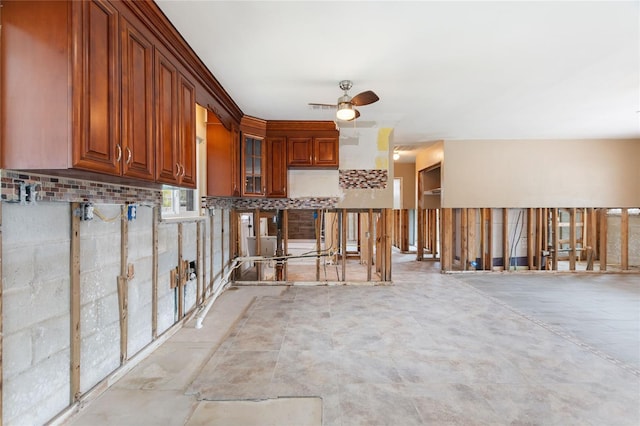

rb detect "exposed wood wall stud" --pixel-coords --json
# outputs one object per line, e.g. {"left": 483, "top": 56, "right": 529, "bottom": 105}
{"left": 621, "top": 208, "right": 629, "bottom": 270}
{"left": 527, "top": 208, "right": 535, "bottom": 270}
{"left": 70, "top": 203, "right": 81, "bottom": 402}
{"left": 502, "top": 209, "right": 510, "bottom": 271}
{"left": 177, "top": 223, "right": 184, "bottom": 319}
{"left": 368, "top": 209, "right": 373, "bottom": 281}
{"left": 342, "top": 209, "right": 347, "bottom": 282}
{"left": 441, "top": 208, "right": 453, "bottom": 271}
{"left": 468, "top": 208, "right": 477, "bottom": 269}
{"left": 152, "top": 207, "right": 158, "bottom": 338}
{"left": 118, "top": 206, "right": 129, "bottom": 364}
{"left": 461, "top": 208, "right": 468, "bottom": 270}
{"left": 552, "top": 208, "right": 559, "bottom": 271}
{"left": 599, "top": 208, "right": 608, "bottom": 271}
{"left": 569, "top": 208, "right": 577, "bottom": 271}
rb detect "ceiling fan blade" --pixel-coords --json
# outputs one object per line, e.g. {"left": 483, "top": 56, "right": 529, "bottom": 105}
{"left": 350, "top": 90, "right": 379, "bottom": 106}
{"left": 308, "top": 102, "right": 337, "bottom": 109}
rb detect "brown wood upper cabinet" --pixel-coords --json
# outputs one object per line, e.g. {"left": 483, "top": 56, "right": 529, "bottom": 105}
{"left": 155, "top": 52, "right": 196, "bottom": 188}
{"left": 266, "top": 137, "right": 287, "bottom": 198}
{"left": 1, "top": 0, "right": 197, "bottom": 188}
{"left": 206, "top": 112, "right": 240, "bottom": 197}
{"left": 287, "top": 137, "right": 339, "bottom": 169}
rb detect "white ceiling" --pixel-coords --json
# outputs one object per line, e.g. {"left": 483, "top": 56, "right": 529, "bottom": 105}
{"left": 156, "top": 0, "right": 639, "bottom": 150}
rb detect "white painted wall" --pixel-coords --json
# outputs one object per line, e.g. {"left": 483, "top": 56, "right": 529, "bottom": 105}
{"left": 441, "top": 139, "right": 640, "bottom": 208}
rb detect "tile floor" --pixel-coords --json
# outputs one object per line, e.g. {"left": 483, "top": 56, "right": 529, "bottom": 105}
{"left": 67, "top": 253, "right": 640, "bottom": 426}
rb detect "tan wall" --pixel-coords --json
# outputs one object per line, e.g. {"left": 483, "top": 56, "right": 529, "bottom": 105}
{"left": 393, "top": 162, "right": 416, "bottom": 209}
{"left": 442, "top": 139, "right": 640, "bottom": 208}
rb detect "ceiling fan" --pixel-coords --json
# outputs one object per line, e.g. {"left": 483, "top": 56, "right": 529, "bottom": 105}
{"left": 309, "top": 80, "right": 379, "bottom": 121}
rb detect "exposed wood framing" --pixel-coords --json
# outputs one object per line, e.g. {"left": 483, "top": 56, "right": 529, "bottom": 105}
{"left": 461, "top": 208, "right": 468, "bottom": 270}
{"left": 384, "top": 208, "right": 393, "bottom": 281}
{"left": 502, "top": 209, "right": 509, "bottom": 271}
{"left": 316, "top": 209, "right": 321, "bottom": 281}
{"left": 152, "top": 207, "right": 158, "bottom": 338}
{"left": 536, "top": 209, "right": 543, "bottom": 270}
{"left": 468, "top": 208, "right": 477, "bottom": 269}
{"left": 587, "top": 208, "right": 598, "bottom": 259}
{"left": 480, "top": 208, "right": 487, "bottom": 269}
{"left": 70, "top": 202, "right": 81, "bottom": 402}
{"left": 569, "top": 208, "right": 577, "bottom": 271}
{"left": 118, "top": 206, "right": 129, "bottom": 364}
{"left": 342, "top": 209, "right": 347, "bottom": 281}
{"left": 283, "top": 209, "right": 289, "bottom": 281}
{"left": 487, "top": 209, "right": 494, "bottom": 271}
{"left": 527, "top": 208, "right": 535, "bottom": 269}
{"left": 621, "top": 208, "right": 629, "bottom": 270}
{"left": 429, "top": 209, "right": 438, "bottom": 258}
{"left": 441, "top": 208, "right": 453, "bottom": 271}
{"left": 599, "top": 208, "right": 608, "bottom": 271}
{"left": 177, "top": 223, "right": 184, "bottom": 319}
{"left": 254, "top": 209, "right": 261, "bottom": 281}
{"left": 368, "top": 209, "right": 373, "bottom": 281}
{"left": 416, "top": 180, "right": 424, "bottom": 261}
{"left": 401, "top": 209, "right": 409, "bottom": 252}
{"left": 552, "top": 208, "right": 559, "bottom": 271}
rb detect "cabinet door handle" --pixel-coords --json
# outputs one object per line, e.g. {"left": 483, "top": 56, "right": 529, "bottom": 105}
{"left": 116, "top": 144, "right": 122, "bottom": 162}
{"left": 180, "top": 164, "right": 186, "bottom": 177}
{"left": 125, "top": 147, "right": 132, "bottom": 165}
{"left": 175, "top": 163, "right": 180, "bottom": 177}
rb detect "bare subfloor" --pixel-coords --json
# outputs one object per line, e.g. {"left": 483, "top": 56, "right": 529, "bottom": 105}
{"left": 66, "top": 253, "right": 640, "bottom": 425}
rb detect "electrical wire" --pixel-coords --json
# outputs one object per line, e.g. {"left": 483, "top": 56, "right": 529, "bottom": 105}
{"left": 92, "top": 207, "right": 122, "bottom": 223}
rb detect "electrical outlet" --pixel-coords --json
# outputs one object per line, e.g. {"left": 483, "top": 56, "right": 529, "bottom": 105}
{"left": 81, "top": 203, "right": 94, "bottom": 221}
{"left": 127, "top": 204, "right": 137, "bottom": 221}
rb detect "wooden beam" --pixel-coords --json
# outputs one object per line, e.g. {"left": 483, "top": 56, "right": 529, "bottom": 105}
{"left": 283, "top": 209, "right": 289, "bottom": 281}
{"left": 621, "top": 208, "right": 629, "bottom": 270}
{"left": 527, "top": 208, "right": 535, "bottom": 270}
{"left": 599, "top": 208, "right": 608, "bottom": 271}
{"left": 535, "top": 209, "right": 543, "bottom": 270}
{"left": 569, "top": 208, "right": 577, "bottom": 271}
{"left": 342, "top": 209, "right": 347, "bottom": 281}
{"left": 552, "top": 208, "right": 559, "bottom": 271}
{"left": 487, "top": 209, "right": 494, "bottom": 270}
{"left": 416, "top": 175, "right": 424, "bottom": 260}
{"left": 118, "top": 206, "right": 129, "bottom": 364}
{"left": 441, "top": 208, "right": 453, "bottom": 271}
{"left": 70, "top": 203, "right": 81, "bottom": 402}
{"left": 503, "top": 209, "right": 510, "bottom": 271}
{"left": 460, "top": 208, "right": 468, "bottom": 270}
{"left": 316, "top": 209, "right": 321, "bottom": 281}
{"left": 480, "top": 208, "right": 487, "bottom": 269}
{"left": 588, "top": 207, "right": 597, "bottom": 259}
{"left": 467, "top": 208, "right": 477, "bottom": 269}
{"left": 177, "top": 223, "right": 184, "bottom": 319}
{"left": 209, "top": 213, "right": 214, "bottom": 294}
{"left": 385, "top": 208, "right": 393, "bottom": 281}
{"left": 152, "top": 207, "right": 159, "bottom": 338}
{"left": 401, "top": 209, "right": 409, "bottom": 252}
{"left": 368, "top": 209, "right": 373, "bottom": 281}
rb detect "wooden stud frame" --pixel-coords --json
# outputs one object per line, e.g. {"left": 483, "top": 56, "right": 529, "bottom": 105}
{"left": 460, "top": 208, "right": 468, "bottom": 270}
{"left": 621, "top": 208, "right": 629, "bottom": 270}
{"left": 552, "top": 208, "right": 559, "bottom": 271}
{"left": 118, "top": 206, "right": 129, "bottom": 364}
{"left": 502, "top": 209, "right": 510, "bottom": 271}
{"left": 569, "top": 208, "right": 577, "bottom": 271}
{"left": 441, "top": 208, "right": 453, "bottom": 271}
{"left": 152, "top": 207, "right": 159, "bottom": 338}
{"left": 342, "top": 209, "right": 347, "bottom": 281}
{"left": 70, "top": 203, "right": 81, "bottom": 402}
{"left": 599, "top": 208, "right": 608, "bottom": 271}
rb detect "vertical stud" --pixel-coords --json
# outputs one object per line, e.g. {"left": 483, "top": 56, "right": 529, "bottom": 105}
{"left": 70, "top": 202, "right": 81, "bottom": 402}
{"left": 621, "top": 208, "right": 629, "bottom": 270}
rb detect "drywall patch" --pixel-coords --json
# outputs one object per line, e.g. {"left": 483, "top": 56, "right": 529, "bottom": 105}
{"left": 339, "top": 169, "right": 388, "bottom": 189}
{"left": 377, "top": 128, "right": 392, "bottom": 151}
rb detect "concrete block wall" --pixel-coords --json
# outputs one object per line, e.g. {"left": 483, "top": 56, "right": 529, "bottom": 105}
{"left": 2, "top": 198, "right": 234, "bottom": 425}
{"left": 2, "top": 202, "right": 71, "bottom": 426}
{"left": 80, "top": 204, "right": 122, "bottom": 392}
{"left": 157, "top": 223, "right": 179, "bottom": 334}
{"left": 126, "top": 206, "right": 154, "bottom": 357}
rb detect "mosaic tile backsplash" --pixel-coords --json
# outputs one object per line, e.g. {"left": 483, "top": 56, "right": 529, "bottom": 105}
{"left": 339, "top": 169, "right": 388, "bottom": 189}
{"left": 1, "top": 171, "right": 161, "bottom": 205}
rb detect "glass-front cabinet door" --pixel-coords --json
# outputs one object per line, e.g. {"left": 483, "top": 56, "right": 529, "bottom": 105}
{"left": 243, "top": 136, "right": 264, "bottom": 196}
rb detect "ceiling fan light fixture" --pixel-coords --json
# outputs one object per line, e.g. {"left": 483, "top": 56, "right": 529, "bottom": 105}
{"left": 336, "top": 102, "right": 356, "bottom": 121}
{"left": 393, "top": 151, "right": 400, "bottom": 161}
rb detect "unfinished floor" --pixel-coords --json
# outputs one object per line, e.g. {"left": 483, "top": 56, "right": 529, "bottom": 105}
{"left": 65, "top": 253, "right": 640, "bottom": 426}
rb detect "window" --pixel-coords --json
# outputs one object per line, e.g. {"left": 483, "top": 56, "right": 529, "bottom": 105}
{"left": 161, "top": 186, "right": 200, "bottom": 218}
